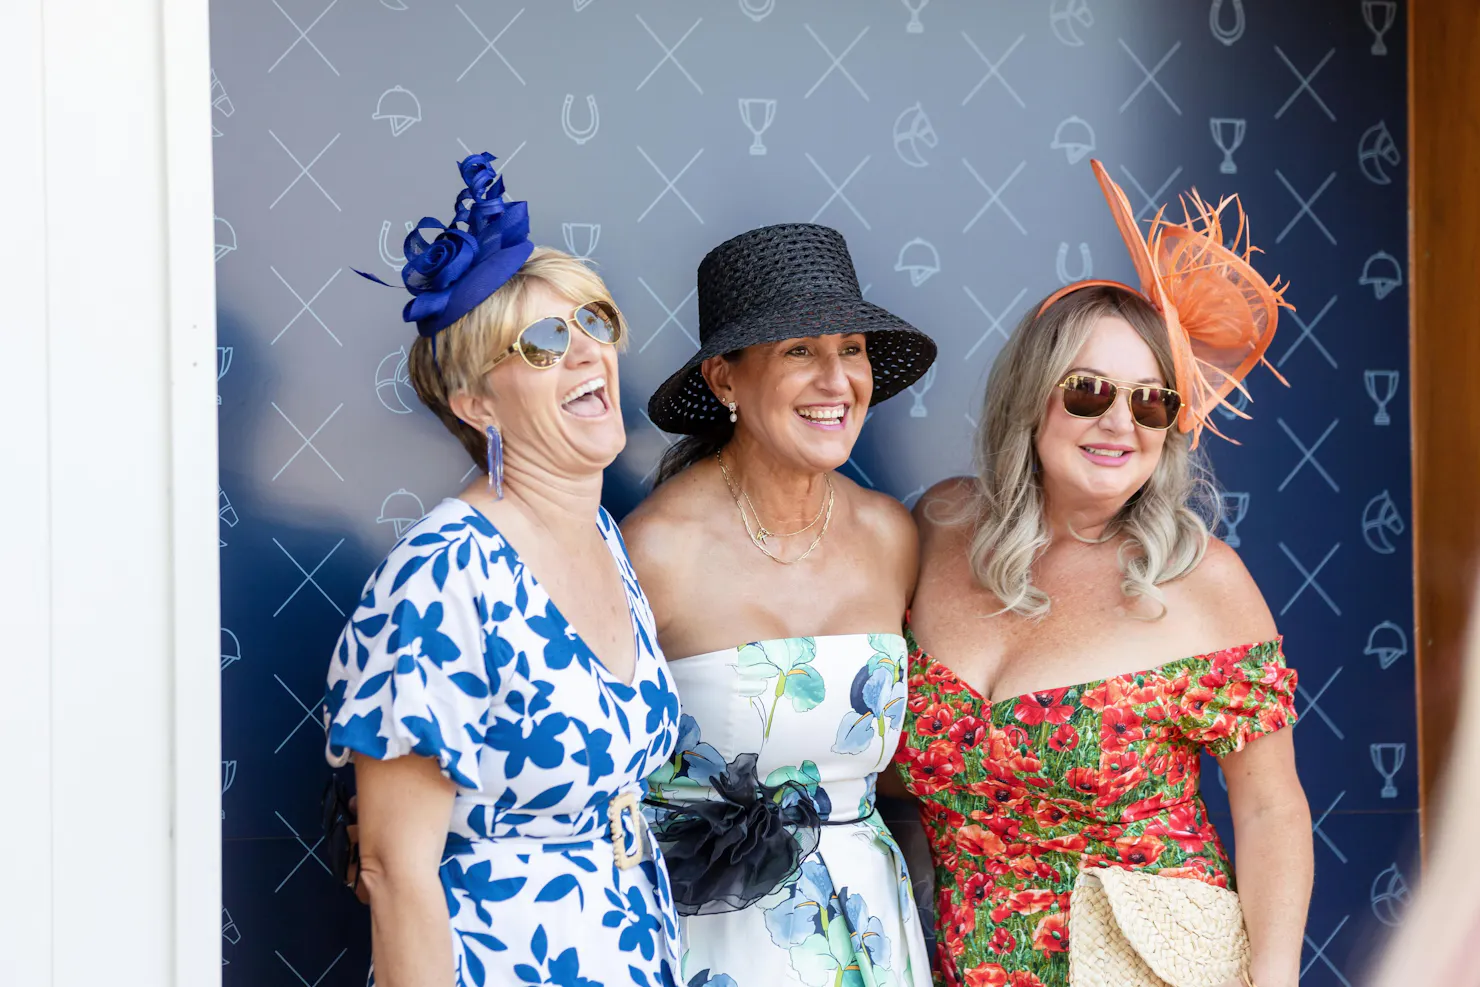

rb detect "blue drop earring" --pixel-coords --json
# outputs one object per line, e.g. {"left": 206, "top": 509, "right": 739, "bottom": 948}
{"left": 485, "top": 424, "right": 504, "bottom": 500}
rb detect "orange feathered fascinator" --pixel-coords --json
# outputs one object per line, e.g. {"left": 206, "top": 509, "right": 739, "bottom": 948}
{"left": 1040, "top": 159, "right": 1293, "bottom": 448}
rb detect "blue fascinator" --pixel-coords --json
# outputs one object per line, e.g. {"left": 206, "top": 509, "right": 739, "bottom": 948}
{"left": 356, "top": 152, "right": 535, "bottom": 338}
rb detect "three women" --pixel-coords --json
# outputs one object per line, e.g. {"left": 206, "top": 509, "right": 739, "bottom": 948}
{"left": 325, "top": 152, "right": 1310, "bottom": 987}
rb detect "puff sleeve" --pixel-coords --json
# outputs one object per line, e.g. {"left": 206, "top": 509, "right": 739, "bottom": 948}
{"left": 325, "top": 521, "right": 507, "bottom": 790}
{"left": 1177, "top": 639, "right": 1298, "bottom": 758}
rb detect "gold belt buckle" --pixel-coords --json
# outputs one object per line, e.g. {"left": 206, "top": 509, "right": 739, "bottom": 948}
{"left": 608, "top": 790, "right": 642, "bottom": 870}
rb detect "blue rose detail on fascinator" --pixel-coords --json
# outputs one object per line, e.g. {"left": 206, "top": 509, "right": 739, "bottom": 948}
{"left": 356, "top": 152, "right": 534, "bottom": 338}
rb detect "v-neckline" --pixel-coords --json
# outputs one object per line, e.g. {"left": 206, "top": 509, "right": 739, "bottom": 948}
{"left": 453, "top": 498, "right": 644, "bottom": 688}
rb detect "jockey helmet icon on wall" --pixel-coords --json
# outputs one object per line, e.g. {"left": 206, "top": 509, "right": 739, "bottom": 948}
{"left": 372, "top": 86, "right": 422, "bottom": 137}
{"left": 1051, "top": 116, "right": 1096, "bottom": 165}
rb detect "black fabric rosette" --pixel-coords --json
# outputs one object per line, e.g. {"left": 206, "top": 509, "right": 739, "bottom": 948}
{"left": 647, "top": 753, "right": 824, "bottom": 916}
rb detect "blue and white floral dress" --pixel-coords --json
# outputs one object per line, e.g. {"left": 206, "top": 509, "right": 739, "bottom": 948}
{"left": 326, "top": 498, "right": 683, "bottom": 987}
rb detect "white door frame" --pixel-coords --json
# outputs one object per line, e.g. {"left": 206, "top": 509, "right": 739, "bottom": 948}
{"left": 0, "top": 1, "right": 221, "bottom": 983}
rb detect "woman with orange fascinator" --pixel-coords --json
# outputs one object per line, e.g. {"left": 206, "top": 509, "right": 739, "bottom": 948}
{"left": 889, "top": 161, "right": 1313, "bottom": 987}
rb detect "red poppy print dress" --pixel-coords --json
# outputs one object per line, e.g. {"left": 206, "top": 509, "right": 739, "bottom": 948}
{"left": 894, "top": 630, "right": 1297, "bottom": 987}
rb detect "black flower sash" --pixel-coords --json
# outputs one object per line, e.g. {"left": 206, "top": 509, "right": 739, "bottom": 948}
{"left": 646, "top": 752, "right": 857, "bottom": 916}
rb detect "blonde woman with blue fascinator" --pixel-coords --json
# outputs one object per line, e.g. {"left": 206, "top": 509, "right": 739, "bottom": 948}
{"left": 323, "top": 153, "right": 683, "bottom": 987}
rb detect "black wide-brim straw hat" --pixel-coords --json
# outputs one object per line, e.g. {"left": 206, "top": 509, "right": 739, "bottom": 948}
{"left": 646, "top": 223, "right": 938, "bottom": 434}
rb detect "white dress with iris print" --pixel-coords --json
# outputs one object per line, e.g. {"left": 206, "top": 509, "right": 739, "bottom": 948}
{"left": 325, "top": 499, "right": 683, "bottom": 987}
{"left": 648, "top": 635, "right": 932, "bottom": 987}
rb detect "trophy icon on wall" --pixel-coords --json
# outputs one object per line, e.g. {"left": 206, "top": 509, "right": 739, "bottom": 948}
{"left": 1220, "top": 491, "right": 1250, "bottom": 548}
{"left": 908, "top": 364, "right": 938, "bottom": 418}
{"left": 1210, "top": 117, "right": 1247, "bottom": 175}
{"left": 562, "top": 222, "right": 601, "bottom": 262}
{"left": 1365, "top": 370, "right": 1399, "bottom": 426}
{"left": 739, "top": 98, "right": 777, "bottom": 155}
{"left": 901, "top": 0, "right": 929, "bottom": 33}
{"left": 1370, "top": 742, "right": 1405, "bottom": 799}
{"left": 1363, "top": 0, "right": 1397, "bottom": 55}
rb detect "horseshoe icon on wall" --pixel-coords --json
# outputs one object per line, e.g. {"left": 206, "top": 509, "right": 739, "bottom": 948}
{"left": 1056, "top": 242, "right": 1093, "bottom": 285}
{"left": 378, "top": 219, "right": 415, "bottom": 271}
{"left": 1208, "top": 0, "right": 1245, "bottom": 46}
{"left": 562, "top": 94, "right": 600, "bottom": 145}
{"left": 739, "top": 0, "right": 775, "bottom": 23}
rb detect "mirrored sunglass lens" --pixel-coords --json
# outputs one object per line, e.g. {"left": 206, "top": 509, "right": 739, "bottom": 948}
{"left": 519, "top": 318, "right": 570, "bottom": 367}
{"left": 1062, "top": 376, "right": 1115, "bottom": 417}
{"left": 1130, "top": 387, "right": 1179, "bottom": 429}
{"left": 575, "top": 303, "right": 620, "bottom": 344}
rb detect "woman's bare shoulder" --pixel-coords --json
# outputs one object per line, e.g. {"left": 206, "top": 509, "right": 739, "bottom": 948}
{"left": 1179, "top": 536, "right": 1278, "bottom": 644}
{"left": 620, "top": 467, "right": 716, "bottom": 578}
{"left": 623, "top": 461, "right": 714, "bottom": 525}
{"left": 835, "top": 473, "right": 916, "bottom": 544}
{"left": 825, "top": 473, "right": 919, "bottom": 598}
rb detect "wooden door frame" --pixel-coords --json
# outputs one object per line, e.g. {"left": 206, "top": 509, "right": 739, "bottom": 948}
{"left": 1408, "top": 0, "right": 1480, "bottom": 847}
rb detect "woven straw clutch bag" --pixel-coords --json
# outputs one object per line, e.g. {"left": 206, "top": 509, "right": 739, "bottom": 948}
{"left": 1068, "top": 866, "right": 1251, "bottom": 987}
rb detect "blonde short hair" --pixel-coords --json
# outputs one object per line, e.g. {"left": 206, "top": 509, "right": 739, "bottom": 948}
{"left": 407, "top": 246, "right": 618, "bottom": 466}
{"left": 956, "top": 285, "right": 1217, "bottom": 619}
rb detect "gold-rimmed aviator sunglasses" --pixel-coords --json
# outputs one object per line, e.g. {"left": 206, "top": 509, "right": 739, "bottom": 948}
{"left": 1056, "top": 373, "right": 1183, "bottom": 431}
{"left": 487, "top": 299, "right": 625, "bottom": 371}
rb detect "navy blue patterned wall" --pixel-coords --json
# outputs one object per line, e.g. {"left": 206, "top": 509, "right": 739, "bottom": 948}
{"left": 210, "top": 1, "right": 1414, "bottom": 983}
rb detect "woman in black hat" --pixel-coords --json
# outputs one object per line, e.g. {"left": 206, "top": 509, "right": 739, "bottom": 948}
{"left": 622, "top": 224, "right": 938, "bottom": 987}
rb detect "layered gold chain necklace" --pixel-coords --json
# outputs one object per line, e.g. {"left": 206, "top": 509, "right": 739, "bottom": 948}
{"left": 715, "top": 451, "right": 835, "bottom": 565}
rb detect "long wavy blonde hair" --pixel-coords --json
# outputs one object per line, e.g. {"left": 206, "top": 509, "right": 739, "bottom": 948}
{"left": 957, "top": 285, "right": 1218, "bottom": 619}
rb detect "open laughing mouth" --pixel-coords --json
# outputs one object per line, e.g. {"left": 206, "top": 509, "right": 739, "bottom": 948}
{"left": 561, "top": 377, "right": 611, "bottom": 418}
{"left": 796, "top": 404, "right": 847, "bottom": 430}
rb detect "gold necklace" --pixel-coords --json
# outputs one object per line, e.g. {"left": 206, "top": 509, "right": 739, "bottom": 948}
{"left": 732, "top": 469, "right": 827, "bottom": 542}
{"left": 716, "top": 451, "right": 825, "bottom": 539}
{"left": 715, "top": 451, "right": 836, "bottom": 565}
